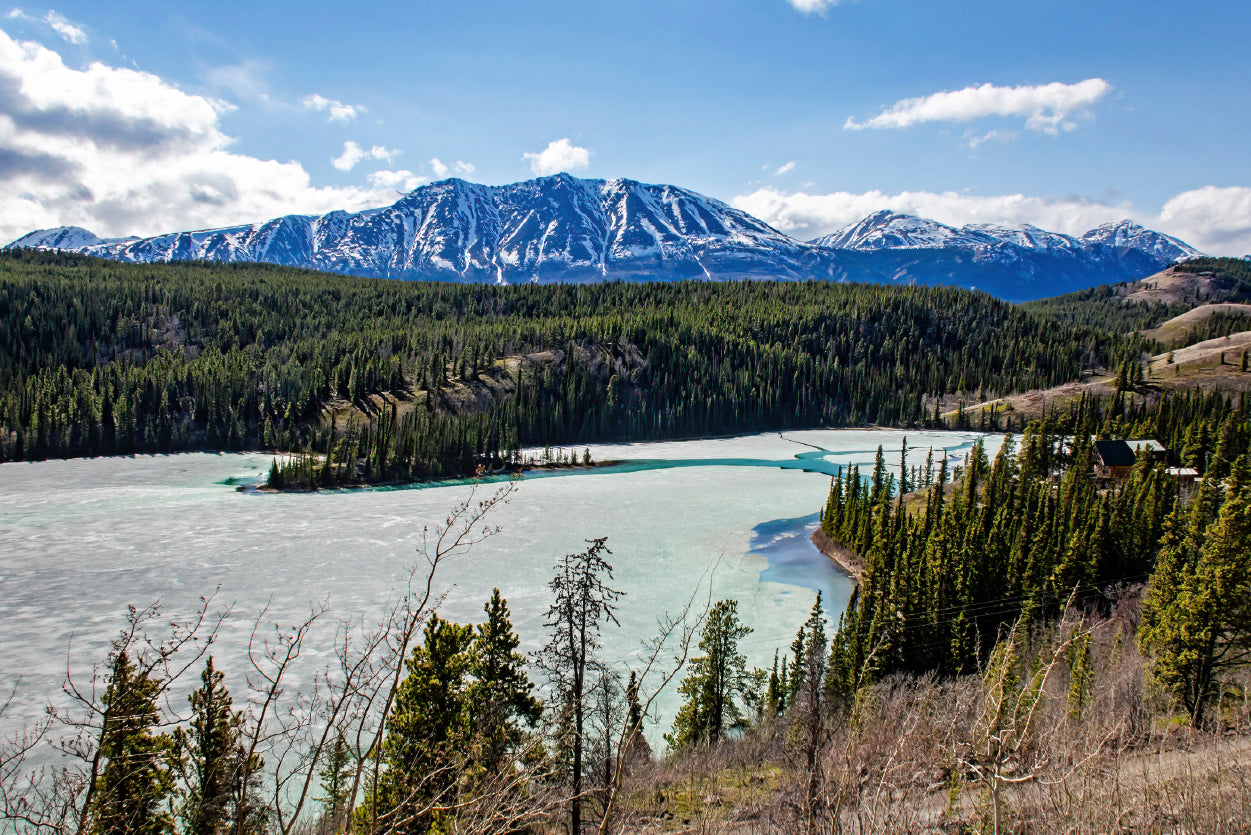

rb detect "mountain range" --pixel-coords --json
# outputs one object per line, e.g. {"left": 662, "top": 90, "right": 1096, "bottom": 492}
{"left": 9, "top": 174, "right": 1202, "bottom": 301}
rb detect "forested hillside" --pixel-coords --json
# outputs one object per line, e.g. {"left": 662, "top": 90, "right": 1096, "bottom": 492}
{"left": 822, "top": 388, "right": 1251, "bottom": 725}
{"left": 1023, "top": 256, "right": 1251, "bottom": 334}
{"left": 0, "top": 249, "right": 1140, "bottom": 484}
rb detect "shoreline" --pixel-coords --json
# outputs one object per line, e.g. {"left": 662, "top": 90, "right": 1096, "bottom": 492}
{"left": 810, "top": 527, "right": 864, "bottom": 583}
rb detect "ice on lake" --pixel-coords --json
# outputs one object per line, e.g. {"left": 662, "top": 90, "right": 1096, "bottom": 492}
{"left": 0, "top": 428, "right": 998, "bottom": 742}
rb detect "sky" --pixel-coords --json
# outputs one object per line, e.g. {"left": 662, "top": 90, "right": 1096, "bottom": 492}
{"left": 1, "top": 0, "right": 1249, "bottom": 254}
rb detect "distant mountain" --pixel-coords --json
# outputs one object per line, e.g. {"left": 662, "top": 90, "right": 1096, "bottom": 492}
{"left": 808, "top": 210, "right": 1201, "bottom": 300}
{"left": 12, "top": 175, "right": 841, "bottom": 283}
{"left": 9, "top": 176, "right": 1204, "bottom": 300}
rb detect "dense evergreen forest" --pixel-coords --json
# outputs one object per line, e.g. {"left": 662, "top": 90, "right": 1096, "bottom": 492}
{"left": 0, "top": 249, "right": 1142, "bottom": 485}
{"left": 821, "top": 389, "right": 1251, "bottom": 726}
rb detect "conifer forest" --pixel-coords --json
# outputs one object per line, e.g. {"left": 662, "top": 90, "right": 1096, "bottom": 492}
{"left": 4, "top": 250, "right": 1251, "bottom": 833}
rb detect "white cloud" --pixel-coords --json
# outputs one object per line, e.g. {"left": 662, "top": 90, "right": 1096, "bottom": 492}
{"left": 0, "top": 28, "right": 405, "bottom": 244}
{"left": 367, "top": 169, "right": 428, "bottom": 192}
{"left": 43, "top": 10, "right": 84, "bottom": 43}
{"left": 302, "top": 93, "right": 362, "bottom": 123}
{"left": 731, "top": 184, "right": 1251, "bottom": 256}
{"left": 7, "top": 9, "right": 87, "bottom": 43}
{"left": 205, "top": 60, "right": 271, "bottom": 104}
{"left": 331, "top": 141, "right": 400, "bottom": 171}
{"left": 429, "top": 157, "right": 475, "bottom": 178}
{"left": 1159, "top": 186, "right": 1251, "bottom": 256}
{"left": 787, "top": 0, "right": 842, "bottom": 12}
{"left": 845, "top": 79, "right": 1112, "bottom": 135}
{"left": 965, "top": 129, "right": 1018, "bottom": 149}
{"left": 775, "top": 161, "right": 796, "bottom": 176}
{"left": 522, "top": 138, "right": 591, "bottom": 176}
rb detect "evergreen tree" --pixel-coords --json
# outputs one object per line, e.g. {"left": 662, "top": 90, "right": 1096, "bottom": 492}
{"left": 318, "top": 732, "right": 354, "bottom": 833}
{"left": 1140, "top": 482, "right": 1251, "bottom": 726}
{"left": 666, "top": 599, "right": 753, "bottom": 750}
{"left": 370, "top": 616, "right": 474, "bottom": 832}
{"left": 534, "top": 537, "right": 622, "bottom": 835}
{"left": 466, "top": 588, "right": 542, "bottom": 772}
{"left": 88, "top": 649, "right": 176, "bottom": 835}
{"left": 176, "top": 657, "right": 244, "bottom": 835}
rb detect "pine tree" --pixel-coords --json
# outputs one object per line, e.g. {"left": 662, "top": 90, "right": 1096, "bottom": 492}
{"left": 534, "top": 537, "right": 622, "bottom": 835}
{"left": 1140, "top": 483, "right": 1251, "bottom": 726}
{"left": 318, "top": 732, "right": 353, "bottom": 833}
{"left": 370, "top": 616, "right": 474, "bottom": 831}
{"left": 466, "top": 588, "right": 542, "bottom": 772}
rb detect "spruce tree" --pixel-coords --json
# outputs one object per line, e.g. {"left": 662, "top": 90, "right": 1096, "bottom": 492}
{"left": 371, "top": 616, "right": 474, "bottom": 831}
{"left": 88, "top": 650, "right": 176, "bottom": 835}
{"left": 467, "top": 588, "right": 542, "bottom": 772}
{"left": 1140, "top": 483, "right": 1251, "bottom": 726}
{"left": 176, "top": 657, "right": 243, "bottom": 835}
{"left": 666, "top": 599, "right": 753, "bottom": 750}
{"left": 534, "top": 537, "right": 622, "bottom": 835}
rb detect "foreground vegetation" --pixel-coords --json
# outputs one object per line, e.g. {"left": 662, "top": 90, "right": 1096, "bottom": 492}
{"left": 0, "top": 249, "right": 1141, "bottom": 485}
{"left": 4, "top": 390, "right": 1251, "bottom": 833}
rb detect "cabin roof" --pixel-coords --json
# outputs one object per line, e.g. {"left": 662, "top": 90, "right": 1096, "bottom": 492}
{"left": 1093, "top": 440, "right": 1136, "bottom": 468}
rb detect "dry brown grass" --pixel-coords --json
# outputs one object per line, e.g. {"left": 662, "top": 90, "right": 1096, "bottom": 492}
{"left": 598, "top": 605, "right": 1251, "bottom": 835}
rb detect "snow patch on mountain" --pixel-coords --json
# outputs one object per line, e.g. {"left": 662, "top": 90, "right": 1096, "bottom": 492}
{"left": 5, "top": 178, "right": 1206, "bottom": 299}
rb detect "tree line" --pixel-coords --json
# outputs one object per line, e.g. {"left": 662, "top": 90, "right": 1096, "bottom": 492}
{"left": 0, "top": 249, "right": 1144, "bottom": 485}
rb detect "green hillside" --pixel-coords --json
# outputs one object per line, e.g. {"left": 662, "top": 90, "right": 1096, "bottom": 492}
{"left": 0, "top": 249, "right": 1140, "bottom": 484}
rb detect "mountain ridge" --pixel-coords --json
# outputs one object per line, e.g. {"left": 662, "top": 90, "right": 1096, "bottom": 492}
{"left": 9, "top": 174, "right": 1202, "bottom": 300}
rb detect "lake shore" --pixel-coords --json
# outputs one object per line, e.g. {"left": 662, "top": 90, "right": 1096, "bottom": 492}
{"left": 810, "top": 527, "right": 864, "bottom": 583}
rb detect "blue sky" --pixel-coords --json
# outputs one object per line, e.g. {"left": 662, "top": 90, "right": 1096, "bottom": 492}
{"left": 1, "top": 0, "right": 1249, "bottom": 253}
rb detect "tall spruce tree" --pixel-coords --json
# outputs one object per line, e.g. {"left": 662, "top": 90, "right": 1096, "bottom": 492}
{"left": 88, "top": 649, "right": 176, "bottom": 835}
{"left": 666, "top": 599, "right": 753, "bottom": 750}
{"left": 176, "top": 657, "right": 244, "bottom": 835}
{"left": 1140, "top": 480, "right": 1251, "bottom": 726}
{"left": 370, "top": 616, "right": 474, "bottom": 833}
{"left": 466, "top": 588, "right": 542, "bottom": 772}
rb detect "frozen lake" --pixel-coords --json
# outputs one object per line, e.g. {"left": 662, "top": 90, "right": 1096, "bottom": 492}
{"left": 0, "top": 428, "right": 996, "bottom": 743}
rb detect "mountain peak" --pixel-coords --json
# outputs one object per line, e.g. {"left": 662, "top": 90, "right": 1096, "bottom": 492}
{"left": 1081, "top": 219, "right": 1202, "bottom": 262}
{"left": 5, "top": 177, "right": 1206, "bottom": 300}
{"left": 812, "top": 211, "right": 969, "bottom": 251}
{"left": 9, "top": 226, "right": 105, "bottom": 250}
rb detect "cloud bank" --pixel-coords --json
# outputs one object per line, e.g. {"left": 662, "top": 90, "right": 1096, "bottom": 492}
{"left": 523, "top": 138, "right": 591, "bottom": 176}
{"left": 0, "top": 27, "right": 403, "bottom": 244}
{"left": 732, "top": 185, "right": 1251, "bottom": 256}
{"left": 846, "top": 79, "right": 1112, "bottom": 135}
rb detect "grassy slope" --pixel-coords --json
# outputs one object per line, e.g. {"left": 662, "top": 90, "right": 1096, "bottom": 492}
{"left": 958, "top": 258, "right": 1251, "bottom": 423}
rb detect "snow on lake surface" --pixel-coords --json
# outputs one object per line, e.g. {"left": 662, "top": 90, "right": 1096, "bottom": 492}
{"left": 0, "top": 428, "right": 998, "bottom": 742}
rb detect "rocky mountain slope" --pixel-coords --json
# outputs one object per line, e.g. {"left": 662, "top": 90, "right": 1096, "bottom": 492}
{"left": 10, "top": 175, "right": 1202, "bottom": 300}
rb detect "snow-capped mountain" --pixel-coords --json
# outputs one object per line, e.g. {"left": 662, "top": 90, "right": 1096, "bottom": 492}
{"left": 812, "top": 210, "right": 1199, "bottom": 262}
{"left": 9, "top": 177, "right": 1204, "bottom": 300}
{"left": 806, "top": 210, "right": 1202, "bottom": 298}
{"left": 1080, "top": 220, "right": 1201, "bottom": 263}
{"left": 12, "top": 175, "right": 837, "bottom": 283}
